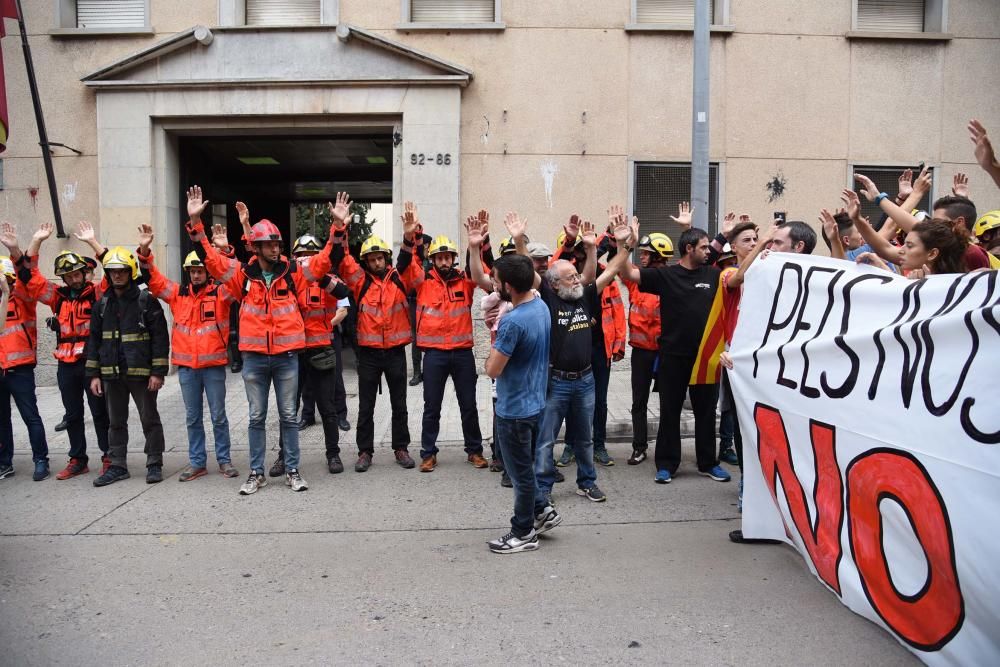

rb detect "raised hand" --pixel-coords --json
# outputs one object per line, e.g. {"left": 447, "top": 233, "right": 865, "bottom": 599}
{"left": 211, "top": 223, "right": 229, "bottom": 249}
{"left": 952, "top": 172, "right": 969, "bottom": 198}
{"left": 840, "top": 188, "right": 862, "bottom": 221}
{"left": 819, "top": 208, "right": 838, "bottom": 242}
{"left": 74, "top": 220, "right": 96, "bottom": 243}
{"left": 136, "top": 223, "right": 154, "bottom": 250}
{"left": 0, "top": 222, "right": 18, "bottom": 250}
{"left": 969, "top": 119, "right": 997, "bottom": 172}
{"left": 328, "top": 191, "right": 352, "bottom": 227}
{"left": 722, "top": 211, "right": 736, "bottom": 237}
{"left": 234, "top": 201, "right": 250, "bottom": 228}
{"left": 563, "top": 214, "right": 580, "bottom": 242}
{"left": 612, "top": 214, "right": 632, "bottom": 245}
{"left": 912, "top": 166, "right": 933, "bottom": 196}
{"left": 187, "top": 186, "right": 210, "bottom": 220}
{"left": 607, "top": 204, "right": 627, "bottom": 232}
{"left": 464, "top": 214, "right": 486, "bottom": 247}
{"left": 670, "top": 202, "right": 692, "bottom": 229}
{"left": 401, "top": 201, "right": 419, "bottom": 240}
{"left": 853, "top": 174, "right": 880, "bottom": 202}
{"left": 580, "top": 219, "right": 597, "bottom": 247}
{"left": 738, "top": 214, "right": 752, "bottom": 225}
{"left": 504, "top": 212, "right": 527, "bottom": 240}
{"left": 897, "top": 169, "right": 914, "bottom": 200}
{"left": 477, "top": 209, "right": 489, "bottom": 229}
{"left": 629, "top": 216, "right": 640, "bottom": 245}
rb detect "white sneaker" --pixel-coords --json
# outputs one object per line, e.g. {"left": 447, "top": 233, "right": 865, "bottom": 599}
{"left": 286, "top": 469, "right": 308, "bottom": 492}
{"left": 488, "top": 529, "right": 539, "bottom": 554}
{"left": 239, "top": 471, "right": 267, "bottom": 495}
{"left": 533, "top": 505, "right": 562, "bottom": 535}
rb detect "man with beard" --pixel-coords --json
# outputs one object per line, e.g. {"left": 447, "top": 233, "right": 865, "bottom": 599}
{"left": 410, "top": 207, "right": 494, "bottom": 472}
{"left": 331, "top": 202, "right": 423, "bottom": 472}
{"left": 506, "top": 207, "right": 633, "bottom": 508}
{"left": 621, "top": 226, "right": 731, "bottom": 486}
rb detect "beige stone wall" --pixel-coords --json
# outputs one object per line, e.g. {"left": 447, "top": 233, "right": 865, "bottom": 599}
{"left": 4, "top": 1, "right": 1000, "bottom": 383}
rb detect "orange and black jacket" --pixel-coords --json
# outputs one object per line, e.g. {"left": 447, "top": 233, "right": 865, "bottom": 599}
{"left": 85, "top": 282, "right": 170, "bottom": 380}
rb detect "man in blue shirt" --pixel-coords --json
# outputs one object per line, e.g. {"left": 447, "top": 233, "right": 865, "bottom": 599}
{"left": 470, "top": 219, "right": 556, "bottom": 554}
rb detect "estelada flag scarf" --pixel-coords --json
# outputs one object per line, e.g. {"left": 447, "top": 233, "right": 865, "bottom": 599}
{"left": 0, "top": 0, "right": 21, "bottom": 152}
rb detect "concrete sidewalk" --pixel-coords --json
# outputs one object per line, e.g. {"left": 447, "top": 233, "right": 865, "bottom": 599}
{"left": 0, "top": 357, "right": 914, "bottom": 665}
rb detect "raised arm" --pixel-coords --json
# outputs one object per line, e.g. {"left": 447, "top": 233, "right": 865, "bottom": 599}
{"left": 820, "top": 209, "right": 845, "bottom": 260}
{"left": 0, "top": 222, "right": 23, "bottom": 261}
{"left": 842, "top": 188, "right": 900, "bottom": 265}
{"left": 24, "top": 222, "right": 54, "bottom": 260}
{"left": 464, "top": 211, "right": 493, "bottom": 292}
{"left": 726, "top": 225, "right": 774, "bottom": 291}
{"left": 0, "top": 275, "right": 8, "bottom": 332}
{"left": 503, "top": 211, "right": 540, "bottom": 289}
{"left": 618, "top": 216, "right": 642, "bottom": 284}
{"left": 135, "top": 224, "right": 180, "bottom": 303}
{"left": 579, "top": 219, "right": 598, "bottom": 286}
{"left": 969, "top": 119, "right": 1000, "bottom": 190}
{"left": 73, "top": 220, "right": 106, "bottom": 259}
{"left": 595, "top": 208, "right": 634, "bottom": 293}
{"left": 855, "top": 174, "right": 921, "bottom": 234}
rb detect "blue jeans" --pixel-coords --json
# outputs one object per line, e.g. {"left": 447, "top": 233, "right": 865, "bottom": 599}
{"left": 420, "top": 348, "right": 483, "bottom": 459}
{"left": 0, "top": 366, "right": 48, "bottom": 466}
{"left": 535, "top": 373, "right": 597, "bottom": 502}
{"left": 591, "top": 347, "right": 610, "bottom": 452}
{"left": 178, "top": 365, "right": 231, "bottom": 468}
{"left": 495, "top": 413, "right": 545, "bottom": 537}
{"left": 242, "top": 352, "right": 299, "bottom": 474}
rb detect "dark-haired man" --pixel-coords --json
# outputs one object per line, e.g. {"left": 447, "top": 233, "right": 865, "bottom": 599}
{"left": 768, "top": 220, "right": 817, "bottom": 255}
{"left": 621, "top": 227, "right": 730, "bottom": 485}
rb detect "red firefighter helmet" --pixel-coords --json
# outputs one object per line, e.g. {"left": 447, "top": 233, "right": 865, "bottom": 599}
{"left": 249, "top": 220, "right": 282, "bottom": 243}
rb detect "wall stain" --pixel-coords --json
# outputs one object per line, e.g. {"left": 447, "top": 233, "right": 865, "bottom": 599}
{"left": 765, "top": 171, "right": 787, "bottom": 204}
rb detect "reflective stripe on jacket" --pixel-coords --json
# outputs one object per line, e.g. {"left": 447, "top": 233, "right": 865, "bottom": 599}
{"left": 414, "top": 268, "right": 476, "bottom": 350}
{"left": 623, "top": 276, "right": 661, "bottom": 351}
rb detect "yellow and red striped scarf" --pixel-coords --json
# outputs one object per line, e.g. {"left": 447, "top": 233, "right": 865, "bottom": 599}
{"left": 690, "top": 267, "right": 733, "bottom": 385}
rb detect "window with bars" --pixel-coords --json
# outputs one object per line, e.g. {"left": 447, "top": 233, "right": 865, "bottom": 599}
{"left": 246, "top": 0, "right": 322, "bottom": 26}
{"left": 632, "top": 0, "right": 721, "bottom": 26}
{"left": 408, "top": 0, "right": 499, "bottom": 24}
{"left": 851, "top": 165, "right": 934, "bottom": 226}
{"left": 75, "top": 0, "right": 146, "bottom": 29}
{"left": 633, "top": 163, "right": 719, "bottom": 256}
{"left": 854, "top": 0, "right": 946, "bottom": 34}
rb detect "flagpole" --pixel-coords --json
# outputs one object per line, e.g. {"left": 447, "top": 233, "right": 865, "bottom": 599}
{"left": 12, "top": 0, "right": 65, "bottom": 237}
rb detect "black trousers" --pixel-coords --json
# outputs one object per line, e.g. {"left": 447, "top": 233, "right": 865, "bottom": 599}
{"left": 104, "top": 377, "right": 165, "bottom": 470}
{"left": 721, "top": 369, "right": 744, "bottom": 473}
{"left": 356, "top": 345, "right": 409, "bottom": 453}
{"left": 58, "top": 360, "right": 109, "bottom": 463}
{"left": 629, "top": 347, "right": 658, "bottom": 451}
{"left": 654, "top": 354, "right": 718, "bottom": 474}
{"left": 279, "top": 348, "right": 340, "bottom": 459}
{"left": 408, "top": 297, "right": 421, "bottom": 374}
{"left": 419, "top": 348, "right": 482, "bottom": 459}
{"left": 300, "top": 335, "right": 348, "bottom": 421}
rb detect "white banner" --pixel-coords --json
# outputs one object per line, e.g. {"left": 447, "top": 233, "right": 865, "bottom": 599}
{"left": 729, "top": 254, "right": 1000, "bottom": 666}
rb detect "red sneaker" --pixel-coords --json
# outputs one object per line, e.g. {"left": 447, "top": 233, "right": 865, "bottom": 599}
{"left": 100, "top": 456, "right": 111, "bottom": 476}
{"left": 55, "top": 458, "right": 89, "bottom": 480}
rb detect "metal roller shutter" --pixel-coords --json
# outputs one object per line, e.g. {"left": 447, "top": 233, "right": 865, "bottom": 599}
{"left": 411, "top": 0, "right": 496, "bottom": 23}
{"left": 857, "top": 0, "right": 925, "bottom": 32}
{"left": 636, "top": 0, "right": 714, "bottom": 25}
{"left": 246, "top": 0, "right": 321, "bottom": 26}
{"left": 633, "top": 163, "right": 720, "bottom": 250}
{"left": 77, "top": 0, "right": 145, "bottom": 28}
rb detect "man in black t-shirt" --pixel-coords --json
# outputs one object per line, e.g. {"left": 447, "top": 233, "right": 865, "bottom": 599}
{"left": 621, "top": 227, "right": 731, "bottom": 485}
{"left": 505, "top": 209, "right": 633, "bottom": 507}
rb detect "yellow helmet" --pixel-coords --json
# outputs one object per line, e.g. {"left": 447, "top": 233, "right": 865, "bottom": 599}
{"left": 292, "top": 234, "right": 323, "bottom": 255}
{"left": 182, "top": 251, "right": 205, "bottom": 270}
{"left": 555, "top": 231, "right": 582, "bottom": 249}
{"left": 102, "top": 246, "right": 139, "bottom": 280}
{"left": 638, "top": 232, "right": 674, "bottom": 259}
{"left": 499, "top": 235, "right": 528, "bottom": 255}
{"left": 427, "top": 235, "right": 458, "bottom": 257}
{"left": 54, "top": 250, "right": 88, "bottom": 277}
{"left": 360, "top": 235, "right": 392, "bottom": 258}
{"left": 973, "top": 210, "right": 1000, "bottom": 238}
{"left": 0, "top": 255, "right": 14, "bottom": 279}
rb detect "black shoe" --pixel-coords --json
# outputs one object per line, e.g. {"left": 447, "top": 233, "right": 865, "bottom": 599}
{"left": 553, "top": 469, "right": 565, "bottom": 483}
{"left": 729, "top": 529, "right": 782, "bottom": 545}
{"left": 146, "top": 466, "right": 163, "bottom": 484}
{"left": 33, "top": 460, "right": 50, "bottom": 481}
{"left": 338, "top": 417, "right": 351, "bottom": 432}
{"left": 500, "top": 472, "right": 512, "bottom": 488}
{"left": 230, "top": 361, "right": 242, "bottom": 373}
{"left": 269, "top": 457, "right": 286, "bottom": 478}
{"left": 328, "top": 456, "right": 344, "bottom": 474}
{"left": 54, "top": 418, "right": 68, "bottom": 432}
{"left": 298, "top": 417, "right": 316, "bottom": 431}
{"left": 94, "top": 465, "right": 130, "bottom": 487}
{"left": 408, "top": 373, "right": 422, "bottom": 386}
{"left": 0, "top": 464, "right": 14, "bottom": 479}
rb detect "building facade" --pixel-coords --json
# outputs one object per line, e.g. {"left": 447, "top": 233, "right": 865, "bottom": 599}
{"left": 3, "top": 1, "right": 999, "bottom": 378}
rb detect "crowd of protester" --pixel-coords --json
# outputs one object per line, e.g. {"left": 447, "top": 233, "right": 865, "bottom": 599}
{"left": 0, "top": 119, "right": 997, "bottom": 554}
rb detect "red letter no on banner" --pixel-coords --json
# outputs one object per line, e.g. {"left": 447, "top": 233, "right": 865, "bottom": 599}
{"left": 846, "top": 450, "right": 964, "bottom": 651}
{"left": 755, "top": 404, "right": 844, "bottom": 595}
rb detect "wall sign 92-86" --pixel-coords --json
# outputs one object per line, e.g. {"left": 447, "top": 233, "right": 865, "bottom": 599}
{"left": 410, "top": 153, "right": 452, "bottom": 166}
